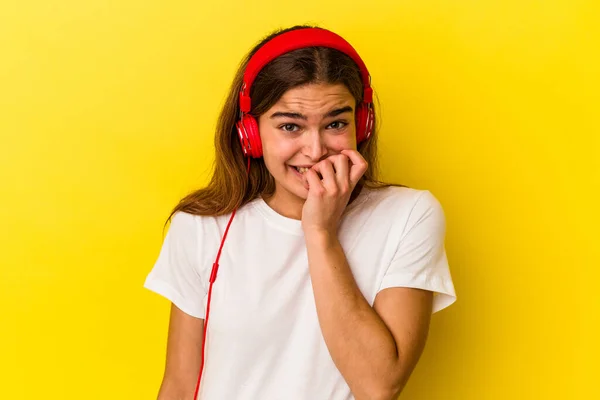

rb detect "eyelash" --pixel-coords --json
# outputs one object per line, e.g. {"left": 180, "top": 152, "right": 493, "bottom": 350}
{"left": 279, "top": 121, "right": 348, "bottom": 133}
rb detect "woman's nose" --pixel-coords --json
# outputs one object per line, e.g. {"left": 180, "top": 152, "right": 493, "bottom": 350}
{"left": 303, "top": 129, "right": 327, "bottom": 160}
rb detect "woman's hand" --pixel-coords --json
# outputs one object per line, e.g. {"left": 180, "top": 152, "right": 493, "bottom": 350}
{"left": 301, "top": 149, "right": 368, "bottom": 236}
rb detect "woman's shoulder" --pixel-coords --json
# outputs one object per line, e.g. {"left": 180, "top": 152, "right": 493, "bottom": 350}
{"left": 168, "top": 211, "right": 198, "bottom": 230}
{"left": 358, "top": 185, "right": 445, "bottom": 224}
{"left": 167, "top": 209, "right": 229, "bottom": 237}
{"left": 363, "top": 185, "right": 440, "bottom": 209}
{"left": 168, "top": 197, "right": 265, "bottom": 232}
{"left": 347, "top": 185, "right": 447, "bottom": 248}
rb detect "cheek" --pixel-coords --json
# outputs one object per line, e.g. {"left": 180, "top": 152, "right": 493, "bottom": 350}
{"left": 264, "top": 141, "right": 297, "bottom": 164}
{"left": 327, "top": 122, "right": 357, "bottom": 148}
{"left": 261, "top": 131, "right": 296, "bottom": 158}
{"left": 328, "top": 134, "right": 356, "bottom": 151}
{"left": 259, "top": 132, "right": 294, "bottom": 172}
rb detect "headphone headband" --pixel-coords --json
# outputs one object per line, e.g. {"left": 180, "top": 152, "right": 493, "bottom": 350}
{"left": 239, "top": 27, "right": 373, "bottom": 113}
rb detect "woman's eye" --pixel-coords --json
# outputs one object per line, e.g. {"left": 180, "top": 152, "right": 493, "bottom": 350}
{"left": 327, "top": 121, "right": 348, "bottom": 130}
{"left": 280, "top": 123, "right": 299, "bottom": 132}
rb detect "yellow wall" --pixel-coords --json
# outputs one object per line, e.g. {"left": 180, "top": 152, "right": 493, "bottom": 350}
{"left": 1, "top": 1, "right": 597, "bottom": 398}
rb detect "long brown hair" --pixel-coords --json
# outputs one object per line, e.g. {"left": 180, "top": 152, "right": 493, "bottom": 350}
{"left": 167, "top": 25, "right": 404, "bottom": 223}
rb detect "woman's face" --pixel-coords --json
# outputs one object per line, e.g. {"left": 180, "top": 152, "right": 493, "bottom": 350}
{"left": 258, "top": 83, "right": 357, "bottom": 213}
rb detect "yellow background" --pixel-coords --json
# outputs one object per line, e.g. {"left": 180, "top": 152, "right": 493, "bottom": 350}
{"left": 1, "top": 1, "right": 598, "bottom": 398}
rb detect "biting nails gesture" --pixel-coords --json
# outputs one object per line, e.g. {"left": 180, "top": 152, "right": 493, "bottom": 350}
{"left": 301, "top": 149, "right": 368, "bottom": 236}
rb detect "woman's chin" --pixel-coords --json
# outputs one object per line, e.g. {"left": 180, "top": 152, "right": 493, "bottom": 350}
{"left": 285, "top": 166, "right": 309, "bottom": 198}
{"left": 292, "top": 184, "right": 308, "bottom": 200}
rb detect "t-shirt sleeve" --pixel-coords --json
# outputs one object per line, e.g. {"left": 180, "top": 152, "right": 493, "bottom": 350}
{"left": 143, "top": 212, "right": 207, "bottom": 319}
{"left": 379, "top": 190, "right": 457, "bottom": 313}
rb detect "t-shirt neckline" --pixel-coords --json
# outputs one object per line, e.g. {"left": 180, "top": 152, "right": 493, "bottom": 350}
{"left": 250, "top": 188, "right": 373, "bottom": 236}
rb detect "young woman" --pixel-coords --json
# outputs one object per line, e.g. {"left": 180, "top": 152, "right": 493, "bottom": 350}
{"left": 144, "top": 25, "right": 457, "bottom": 400}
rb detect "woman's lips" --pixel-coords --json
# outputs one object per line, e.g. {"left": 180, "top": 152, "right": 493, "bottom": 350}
{"left": 289, "top": 165, "right": 304, "bottom": 178}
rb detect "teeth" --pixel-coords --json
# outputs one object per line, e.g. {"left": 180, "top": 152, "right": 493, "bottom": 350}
{"left": 295, "top": 166, "right": 309, "bottom": 174}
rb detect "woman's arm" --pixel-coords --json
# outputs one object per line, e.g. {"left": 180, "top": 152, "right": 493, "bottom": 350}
{"left": 156, "top": 304, "right": 204, "bottom": 400}
{"left": 305, "top": 232, "right": 432, "bottom": 400}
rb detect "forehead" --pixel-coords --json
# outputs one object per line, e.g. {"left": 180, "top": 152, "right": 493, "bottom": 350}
{"left": 274, "top": 83, "right": 355, "bottom": 110}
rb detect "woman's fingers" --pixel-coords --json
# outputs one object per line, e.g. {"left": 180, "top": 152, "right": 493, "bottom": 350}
{"left": 304, "top": 168, "right": 324, "bottom": 193}
{"left": 304, "top": 151, "right": 366, "bottom": 194}
{"left": 340, "top": 149, "right": 368, "bottom": 186}
{"left": 310, "top": 159, "right": 337, "bottom": 192}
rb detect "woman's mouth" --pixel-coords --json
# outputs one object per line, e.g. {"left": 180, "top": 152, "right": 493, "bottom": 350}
{"left": 294, "top": 166, "right": 310, "bottom": 174}
{"left": 289, "top": 165, "right": 309, "bottom": 178}
{"left": 290, "top": 165, "right": 323, "bottom": 181}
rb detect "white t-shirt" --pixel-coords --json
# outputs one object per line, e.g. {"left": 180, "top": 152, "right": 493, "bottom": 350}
{"left": 144, "top": 186, "right": 457, "bottom": 400}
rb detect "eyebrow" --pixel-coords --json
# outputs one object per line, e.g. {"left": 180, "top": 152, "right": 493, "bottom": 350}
{"left": 269, "top": 106, "right": 354, "bottom": 120}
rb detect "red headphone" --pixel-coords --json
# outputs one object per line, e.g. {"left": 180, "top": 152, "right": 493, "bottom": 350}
{"left": 235, "top": 27, "right": 375, "bottom": 158}
{"left": 193, "top": 28, "right": 374, "bottom": 399}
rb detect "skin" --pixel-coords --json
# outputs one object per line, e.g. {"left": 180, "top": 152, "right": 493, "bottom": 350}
{"left": 157, "top": 83, "right": 433, "bottom": 400}
{"left": 257, "top": 82, "right": 358, "bottom": 222}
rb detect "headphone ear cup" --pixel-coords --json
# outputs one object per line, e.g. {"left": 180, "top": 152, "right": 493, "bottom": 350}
{"left": 355, "top": 103, "right": 373, "bottom": 144}
{"left": 236, "top": 114, "right": 263, "bottom": 158}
